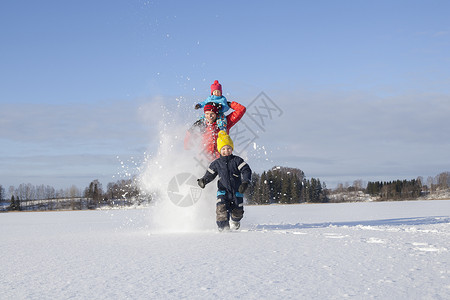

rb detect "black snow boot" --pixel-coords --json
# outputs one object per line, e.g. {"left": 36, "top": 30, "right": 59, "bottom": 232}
{"left": 217, "top": 220, "right": 230, "bottom": 232}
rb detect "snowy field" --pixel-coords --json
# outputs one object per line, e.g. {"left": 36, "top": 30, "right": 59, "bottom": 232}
{"left": 1, "top": 200, "right": 450, "bottom": 299}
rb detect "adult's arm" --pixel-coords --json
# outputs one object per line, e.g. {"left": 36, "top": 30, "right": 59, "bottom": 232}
{"left": 226, "top": 101, "right": 246, "bottom": 130}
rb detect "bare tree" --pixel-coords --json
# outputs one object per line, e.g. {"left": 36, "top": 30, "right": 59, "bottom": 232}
{"left": 45, "top": 185, "right": 56, "bottom": 199}
{"left": 69, "top": 185, "right": 80, "bottom": 198}
{"left": 437, "top": 172, "right": 449, "bottom": 189}
{"left": 336, "top": 183, "right": 344, "bottom": 193}
{"left": 8, "top": 186, "right": 15, "bottom": 199}
{"left": 427, "top": 176, "right": 434, "bottom": 193}
{"left": 353, "top": 179, "right": 364, "bottom": 191}
{"left": 85, "top": 180, "right": 104, "bottom": 208}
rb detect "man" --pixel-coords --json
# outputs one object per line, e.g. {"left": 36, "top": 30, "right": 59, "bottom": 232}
{"left": 184, "top": 100, "right": 246, "bottom": 160}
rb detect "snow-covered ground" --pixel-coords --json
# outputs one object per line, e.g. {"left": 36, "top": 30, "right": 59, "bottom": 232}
{"left": 1, "top": 200, "right": 450, "bottom": 299}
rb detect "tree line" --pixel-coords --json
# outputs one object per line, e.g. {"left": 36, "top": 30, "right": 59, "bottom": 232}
{"left": 2, "top": 170, "right": 449, "bottom": 212}
{"left": 245, "top": 166, "right": 328, "bottom": 204}
{"left": 1, "top": 178, "right": 145, "bottom": 212}
{"left": 1, "top": 166, "right": 328, "bottom": 212}
{"left": 366, "top": 179, "right": 422, "bottom": 200}
{"left": 422, "top": 171, "right": 450, "bottom": 193}
{"left": 331, "top": 171, "right": 450, "bottom": 202}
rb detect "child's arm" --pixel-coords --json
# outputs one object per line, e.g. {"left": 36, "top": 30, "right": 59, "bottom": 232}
{"left": 196, "top": 96, "right": 219, "bottom": 109}
{"left": 196, "top": 96, "right": 230, "bottom": 113}
{"left": 238, "top": 159, "right": 252, "bottom": 193}
{"left": 197, "top": 161, "right": 218, "bottom": 188}
{"left": 240, "top": 161, "right": 252, "bottom": 183}
{"left": 195, "top": 97, "right": 210, "bottom": 110}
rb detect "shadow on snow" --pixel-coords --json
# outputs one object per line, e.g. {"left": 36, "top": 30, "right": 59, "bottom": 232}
{"left": 253, "top": 216, "right": 450, "bottom": 231}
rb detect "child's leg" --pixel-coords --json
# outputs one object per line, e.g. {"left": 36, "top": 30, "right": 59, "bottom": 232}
{"left": 216, "top": 191, "right": 230, "bottom": 229}
{"left": 216, "top": 113, "right": 228, "bottom": 131}
{"left": 230, "top": 196, "right": 244, "bottom": 222}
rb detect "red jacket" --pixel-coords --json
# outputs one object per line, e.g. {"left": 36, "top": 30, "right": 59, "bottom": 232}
{"left": 184, "top": 101, "right": 246, "bottom": 159}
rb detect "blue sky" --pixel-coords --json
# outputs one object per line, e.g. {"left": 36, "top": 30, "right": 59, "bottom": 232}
{"left": 1, "top": 0, "right": 450, "bottom": 191}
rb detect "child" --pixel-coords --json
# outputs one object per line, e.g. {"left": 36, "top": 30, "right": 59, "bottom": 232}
{"left": 195, "top": 80, "right": 230, "bottom": 114}
{"left": 195, "top": 80, "right": 229, "bottom": 131}
{"left": 197, "top": 131, "right": 252, "bottom": 231}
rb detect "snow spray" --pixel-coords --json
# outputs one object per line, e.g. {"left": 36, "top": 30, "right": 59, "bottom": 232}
{"left": 136, "top": 93, "right": 278, "bottom": 232}
{"left": 138, "top": 102, "right": 216, "bottom": 233}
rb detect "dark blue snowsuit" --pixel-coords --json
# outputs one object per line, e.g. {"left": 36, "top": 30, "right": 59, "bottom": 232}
{"left": 200, "top": 154, "right": 252, "bottom": 229}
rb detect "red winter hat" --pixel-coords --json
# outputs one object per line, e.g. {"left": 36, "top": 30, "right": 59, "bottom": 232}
{"left": 204, "top": 103, "right": 219, "bottom": 114}
{"left": 210, "top": 80, "right": 222, "bottom": 95}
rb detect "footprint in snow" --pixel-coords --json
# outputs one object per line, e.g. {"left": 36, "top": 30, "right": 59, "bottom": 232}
{"left": 365, "top": 237, "right": 387, "bottom": 244}
{"left": 324, "top": 233, "right": 349, "bottom": 239}
{"left": 411, "top": 242, "right": 448, "bottom": 253}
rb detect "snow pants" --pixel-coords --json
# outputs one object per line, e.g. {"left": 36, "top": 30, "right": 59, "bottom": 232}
{"left": 216, "top": 190, "right": 244, "bottom": 229}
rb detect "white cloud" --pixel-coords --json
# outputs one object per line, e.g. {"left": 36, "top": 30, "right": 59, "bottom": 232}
{"left": 1, "top": 90, "right": 449, "bottom": 190}
{"left": 433, "top": 31, "right": 450, "bottom": 37}
{"left": 1, "top": 100, "right": 153, "bottom": 144}
{"left": 0, "top": 97, "right": 172, "bottom": 189}
{"left": 239, "top": 89, "right": 450, "bottom": 187}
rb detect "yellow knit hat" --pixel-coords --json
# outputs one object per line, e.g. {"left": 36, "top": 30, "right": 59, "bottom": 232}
{"left": 217, "top": 130, "right": 234, "bottom": 152}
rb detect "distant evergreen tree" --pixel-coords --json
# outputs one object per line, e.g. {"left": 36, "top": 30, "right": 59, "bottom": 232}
{"left": 246, "top": 173, "right": 260, "bottom": 204}
{"left": 260, "top": 172, "right": 271, "bottom": 204}
{"left": 322, "top": 181, "right": 328, "bottom": 202}
{"left": 280, "top": 173, "right": 291, "bottom": 204}
{"left": 303, "top": 180, "right": 311, "bottom": 203}
{"left": 302, "top": 178, "right": 328, "bottom": 203}
{"left": 9, "top": 195, "right": 15, "bottom": 211}
{"left": 316, "top": 179, "right": 327, "bottom": 203}
{"left": 9, "top": 195, "right": 21, "bottom": 211}
{"left": 290, "top": 174, "right": 301, "bottom": 203}
{"left": 366, "top": 181, "right": 383, "bottom": 195}
{"left": 266, "top": 170, "right": 276, "bottom": 203}
{"left": 239, "top": 166, "right": 322, "bottom": 205}
{"left": 268, "top": 170, "right": 280, "bottom": 203}
{"left": 262, "top": 167, "right": 306, "bottom": 204}
{"left": 84, "top": 179, "right": 104, "bottom": 208}
{"left": 312, "top": 178, "right": 318, "bottom": 202}
{"left": 367, "top": 179, "right": 422, "bottom": 200}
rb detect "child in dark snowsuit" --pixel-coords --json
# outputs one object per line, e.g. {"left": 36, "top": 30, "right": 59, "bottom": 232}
{"left": 197, "top": 131, "right": 252, "bottom": 231}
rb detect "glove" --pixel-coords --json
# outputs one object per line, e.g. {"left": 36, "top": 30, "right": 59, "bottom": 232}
{"left": 197, "top": 178, "right": 205, "bottom": 189}
{"left": 195, "top": 103, "right": 201, "bottom": 110}
{"left": 227, "top": 101, "right": 231, "bottom": 107}
{"left": 238, "top": 182, "right": 249, "bottom": 194}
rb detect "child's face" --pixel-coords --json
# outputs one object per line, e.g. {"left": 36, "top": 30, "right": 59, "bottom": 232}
{"left": 204, "top": 111, "right": 217, "bottom": 123}
{"left": 212, "top": 90, "right": 222, "bottom": 97}
{"left": 220, "top": 145, "right": 233, "bottom": 156}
